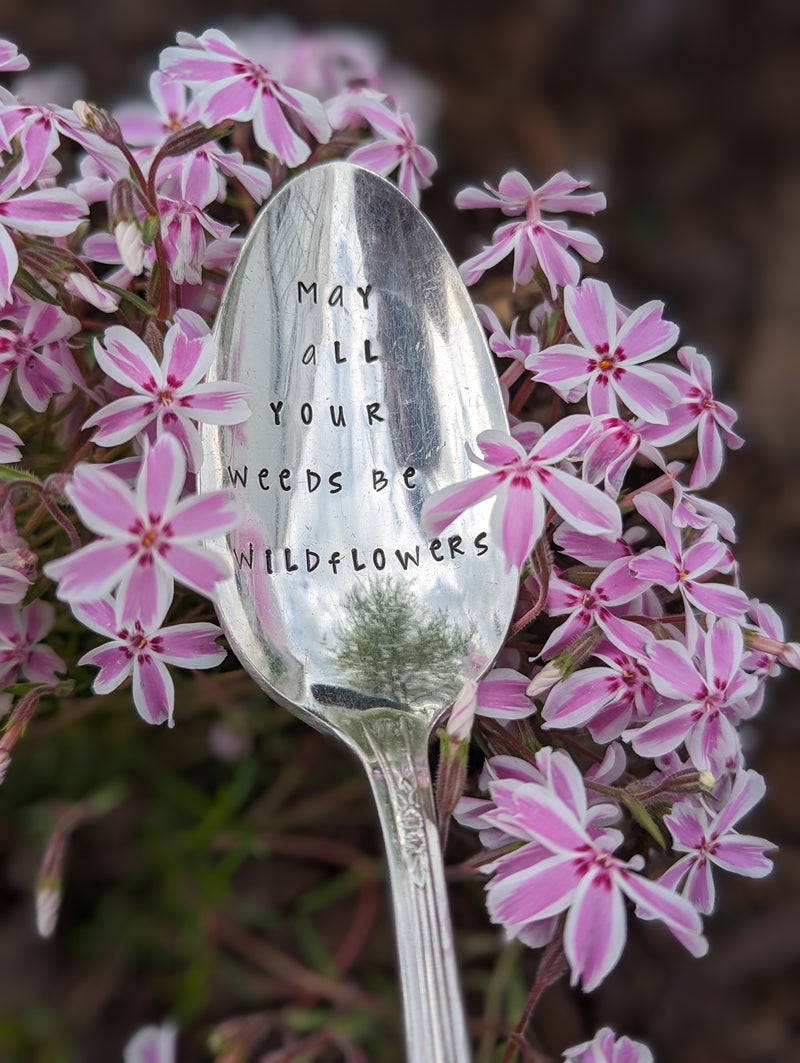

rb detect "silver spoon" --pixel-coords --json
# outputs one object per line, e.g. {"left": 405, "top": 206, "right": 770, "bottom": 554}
{"left": 200, "top": 161, "right": 518, "bottom": 1062}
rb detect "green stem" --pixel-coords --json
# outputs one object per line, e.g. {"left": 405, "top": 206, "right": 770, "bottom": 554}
{"left": 499, "top": 936, "right": 567, "bottom": 1063}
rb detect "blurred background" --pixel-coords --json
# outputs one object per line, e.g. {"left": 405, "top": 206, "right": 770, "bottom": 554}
{"left": 0, "top": 1, "right": 798, "bottom": 1060}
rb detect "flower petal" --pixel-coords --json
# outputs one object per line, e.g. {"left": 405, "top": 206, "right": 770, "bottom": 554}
{"left": 420, "top": 471, "right": 504, "bottom": 536}
{"left": 487, "top": 851, "right": 579, "bottom": 928}
{"left": 564, "top": 867, "right": 627, "bottom": 990}
{"left": 132, "top": 652, "right": 174, "bottom": 726}
{"left": 156, "top": 622, "right": 226, "bottom": 668}
{"left": 138, "top": 434, "right": 185, "bottom": 519}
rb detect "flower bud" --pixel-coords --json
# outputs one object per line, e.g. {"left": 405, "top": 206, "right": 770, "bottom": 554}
{"left": 109, "top": 177, "right": 137, "bottom": 227}
{"left": 35, "top": 884, "right": 61, "bottom": 939}
{"left": 528, "top": 629, "right": 602, "bottom": 700}
{"left": 114, "top": 220, "right": 145, "bottom": 277}
{"left": 446, "top": 678, "right": 478, "bottom": 741}
{"left": 436, "top": 729, "right": 470, "bottom": 843}
{"left": 526, "top": 660, "right": 561, "bottom": 699}
{"left": 72, "top": 100, "right": 123, "bottom": 144}
{"left": 778, "top": 642, "right": 800, "bottom": 669}
{"left": 34, "top": 816, "right": 76, "bottom": 938}
{"left": 65, "top": 271, "right": 120, "bottom": 312}
{"left": 156, "top": 120, "right": 232, "bottom": 159}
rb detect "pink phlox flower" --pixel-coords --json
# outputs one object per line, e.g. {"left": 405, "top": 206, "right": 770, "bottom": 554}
{"left": 640, "top": 346, "right": 743, "bottom": 488}
{"left": 454, "top": 754, "right": 545, "bottom": 850}
{"left": 457, "top": 170, "right": 605, "bottom": 297}
{"left": 159, "top": 28, "right": 331, "bottom": 166}
{"left": 278, "top": 26, "right": 383, "bottom": 100}
{"left": 473, "top": 666, "right": 532, "bottom": 720}
{"left": 83, "top": 309, "right": 251, "bottom": 471}
{"left": 650, "top": 460, "right": 738, "bottom": 542}
{"left": 661, "top": 769, "right": 775, "bottom": 914}
{"left": 529, "top": 279, "right": 680, "bottom": 422}
{"left": 70, "top": 151, "right": 128, "bottom": 207}
{"left": 0, "top": 502, "right": 37, "bottom": 605}
{"left": 623, "top": 618, "right": 759, "bottom": 772}
{"left": 157, "top": 193, "right": 233, "bottom": 285}
{"left": 742, "top": 599, "right": 785, "bottom": 714}
{"left": 2, "top": 100, "right": 126, "bottom": 182}
{"left": 345, "top": 95, "right": 436, "bottom": 206}
{"left": 629, "top": 493, "right": 748, "bottom": 645}
{"left": 585, "top": 742, "right": 628, "bottom": 787}
{"left": 744, "top": 599, "right": 785, "bottom": 678}
{"left": 421, "top": 418, "right": 622, "bottom": 572}
{"left": 43, "top": 433, "right": 241, "bottom": 628}
{"left": 0, "top": 600, "right": 64, "bottom": 685}
{"left": 0, "top": 40, "right": 29, "bottom": 73}
{"left": 0, "top": 170, "right": 88, "bottom": 306}
{"left": 325, "top": 85, "right": 388, "bottom": 131}
{"left": 63, "top": 270, "right": 121, "bottom": 313}
{"left": 542, "top": 642, "right": 658, "bottom": 743}
{"left": 460, "top": 749, "right": 620, "bottom": 952}
{"left": 508, "top": 419, "right": 544, "bottom": 451}
{"left": 0, "top": 557, "right": 31, "bottom": 605}
{"left": 446, "top": 666, "right": 533, "bottom": 739}
{"left": 168, "top": 143, "right": 273, "bottom": 208}
{"left": 0, "top": 423, "right": 22, "bottom": 463}
{"left": 117, "top": 76, "right": 271, "bottom": 207}
{"left": 580, "top": 414, "right": 665, "bottom": 497}
{"left": 553, "top": 521, "right": 646, "bottom": 567}
{"left": 539, "top": 556, "right": 650, "bottom": 660}
{"left": 477, "top": 303, "right": 540, "bottom": 366}
{"left": 0, "top": 102, "right": 64, "bottom": 187}
{"left": 176, "top": 237, "right": 243, "bottom": 319}
{"left": 0, "top": 297, "right": 82, "bottom": 411}
{"left": 115, "top": 71, "right": 201, "bottom": 146}
{"left": 123, "top": 1021, "right": 177, "bottom": 1063}
{"left": 73, "top": 596, "right": 226, "bottom": 728}
{"left": 481, "top": 748, "right": 706, "bottom": 990}
{"left": 563, "top": 1026, "right": 654, "bottom": 1063}
{"left": 0, "top": 101, "right": 99, "bottom": 188}
{"left": 82, "top": 230, "right": 157, "bottom": 291}
{"left": 476, "top": 303, "right": 540, "bottom": 396}
{"left": 0, "top": 539, "right": 35, "bottom": 606}
{"left": 221, "top": 20, "right": 435, "bottom": 130}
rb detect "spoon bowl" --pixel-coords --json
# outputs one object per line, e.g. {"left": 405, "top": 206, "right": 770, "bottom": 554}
{"left": 200, "top": 161, "right": 518, "bottom": 1062}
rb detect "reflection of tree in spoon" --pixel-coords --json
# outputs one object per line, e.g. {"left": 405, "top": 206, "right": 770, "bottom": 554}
{"left": 330, "top": 579, "right": 472, "bottom": 708}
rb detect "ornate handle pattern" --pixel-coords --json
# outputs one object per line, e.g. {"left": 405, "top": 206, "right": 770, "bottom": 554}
{"left": 360, "top": 715, "right": 471, "bottom": 1063}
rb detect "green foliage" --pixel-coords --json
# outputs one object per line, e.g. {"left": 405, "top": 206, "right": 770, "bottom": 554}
{"left": 0, "top": 669, "right": 416, "bottom": 1060}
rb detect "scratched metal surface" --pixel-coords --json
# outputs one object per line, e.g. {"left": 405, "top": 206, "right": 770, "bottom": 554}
{"left": 200, "top": 161, "right": 518, "bottom": 735}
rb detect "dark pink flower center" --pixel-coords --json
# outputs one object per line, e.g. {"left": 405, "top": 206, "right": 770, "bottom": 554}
{"left": 129, "top": 515, "right": 171, "bottom": 559}
{"left": 593, "top": 341, "right": 625, "bottom": 375}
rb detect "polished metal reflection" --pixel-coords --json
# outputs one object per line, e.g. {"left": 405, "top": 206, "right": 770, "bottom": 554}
{"left": 200, "top": 161, "right": 518, "bottom": 1062}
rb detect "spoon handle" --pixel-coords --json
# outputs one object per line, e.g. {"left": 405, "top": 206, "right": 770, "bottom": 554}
{"left": 358, "top": 714, "right": 471, "bottom": 1063}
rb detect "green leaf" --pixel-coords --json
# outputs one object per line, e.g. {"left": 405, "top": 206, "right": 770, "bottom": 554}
{"left": 141, "top": 215, "right": 160, "bottom": 244}
{"left": 13, "top": 268, "right": 59, "bottom": 305}
{"left": 3, "top": 679, "right": 76, "bottom": 698}
{"left": 0, "top": 465, "right": 42, "bottom": 486}
{"left": 624, "top": 796, "right": 667, "bottom": 848}
{"left": 98, "top": 281, "right": 158, "bottom": 316}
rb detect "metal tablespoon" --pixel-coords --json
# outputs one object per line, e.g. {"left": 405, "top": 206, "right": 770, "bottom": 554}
{"left": 200, "top": 161, "right": 518, "bottom": 1062}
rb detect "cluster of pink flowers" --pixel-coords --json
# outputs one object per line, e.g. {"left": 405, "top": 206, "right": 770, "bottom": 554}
{"left": 422, "top": 155, "right": 787, "bottom": 1008}
{"left": 0, "top": 19, "right": 789, "bottom": 1062}
{"left": 0, "top": 25, "right": 435, "bottom": 731}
